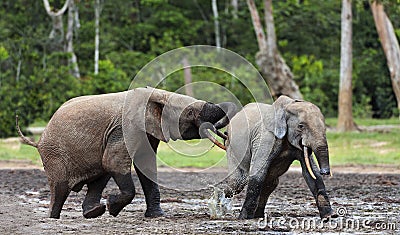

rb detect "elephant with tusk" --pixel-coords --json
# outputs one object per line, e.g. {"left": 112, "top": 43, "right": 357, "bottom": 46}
{"left": 16, "top": 87, "right": 237, "bottom": 219}
{"left": 222, "top": 95, "right": 335, "bottom": 220}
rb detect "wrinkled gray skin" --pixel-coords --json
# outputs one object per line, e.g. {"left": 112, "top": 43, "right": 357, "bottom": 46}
{"left": 224, "top": 96, "right": 334, "bottom": 219}
{"left": 17, "top": 87, "right": 237, "bottom": 219}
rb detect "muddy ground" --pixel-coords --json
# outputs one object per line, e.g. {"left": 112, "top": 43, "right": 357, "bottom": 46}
{"left": 0, "top": 164, "right": 399, "bottom": 234}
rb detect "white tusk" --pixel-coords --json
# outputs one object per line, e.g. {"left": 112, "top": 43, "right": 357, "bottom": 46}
{"left": 304, "top": 146, "right": 316, "bottom": 179}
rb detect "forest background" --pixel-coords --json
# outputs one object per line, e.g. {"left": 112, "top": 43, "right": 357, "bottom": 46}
{"left": 1, "top": 0, "right": 399, "bottom": 138}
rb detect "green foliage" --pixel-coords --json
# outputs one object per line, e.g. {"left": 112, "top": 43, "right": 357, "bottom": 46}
{"left": 82, "top": 59, "right": 130, "bottom": 94}
{"left": 0, "top": 0, "right": 399, "bottom": 138}
{"left": 0, "top": 46, "right": 9, "bottom": 61}
{"left": 290, "top": 54, "right": 338, "bottom": 117}
{"left": 0, "top": 52, "right": 80, "bottom": 138}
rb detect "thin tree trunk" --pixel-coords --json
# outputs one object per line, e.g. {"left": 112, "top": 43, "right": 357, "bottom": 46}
{"left": 75, "top": 4, "right": 81, "bottom": 29}
{"left": 246, "top": 0, "right": 267, "bottom": 50}
{"left": 337, "top": 0, "right": 356, "bottom": 131}
{"left": 247, "top": 0, "right": 302, "bottom": 99}
{"left": 212, "top": 0, "right": 221, "bottom": 48}
{"left": 94, "top": 0, "right": 101, "bottom": 75}
{"left": 43, "top": 0, "right": 69, "bottom": 17}
{"left": 43, "top": 0, "right": 70, "bottom": 41}
{"left": 371, "top": 1, "right": 400, "bottom": 117}
{"left": 182, "top": 57, "right": 194, "bottom": 97}
{"left": 15, "top": 48, "right": 22, "bottom": 82}
{"left": 193, "top": 0, "right": 208, "bottom": 23}
{"left": 264, "top": 0, "right": 277, "bottom": 57}
{"left": 231, "top": 0, "right": 238, "bottom": 19}
{"left": 16, "top": 60, "right": 21, "bottom": 82}
{"left": 66, "top": 0, "right": 80, "bottom": 78}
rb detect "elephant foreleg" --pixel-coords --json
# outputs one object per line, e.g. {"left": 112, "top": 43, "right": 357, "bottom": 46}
{"left": 133, "top": 134, "right": 164, "bottom": 217}
{"left": 254, "top": 178, "right": 279, "bottom": 218}
{"left": 82, "top": 174, "right": 111, "bottom": 218}
{"left": 134, "top": 164, "right": 164, "bottom": 217}
{"left": 254, "top": 156, "right": 294, "bottom": 218}
{"left": 239, "top": 132, "right": 280, "bottom": 219}
{"left": 300, "top": 156, "right": 334, "bottom": 219}
{"left": 224, "top": 167, "right": 248, "bottom": 198}
{"left": 224, "top": 144, "right": 249, "bottom": 198}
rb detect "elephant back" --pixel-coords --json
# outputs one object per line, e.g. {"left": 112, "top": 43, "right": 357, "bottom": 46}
{"left": 38, "top": 92, "right": 127, "bottom": 189}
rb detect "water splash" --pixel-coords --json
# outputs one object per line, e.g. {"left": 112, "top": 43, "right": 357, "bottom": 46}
{"left": 207, "top": 186, "right": 232, "bottom": 219}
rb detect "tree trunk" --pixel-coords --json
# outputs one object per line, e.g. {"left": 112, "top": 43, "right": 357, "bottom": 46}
{"left": 246, "top": 0, "right": 266, "bottom": 50}
{"left": 264, "top": 0, "right": 277, "bottom": 57}
{"left": 212, "top": 0, "right": 221, "bottom": 48}
{"left": 337, "top": 0, "right": 356, "bottom": 131}
{"left": 65, "top": 0, "right": 80, "bottom": 78}
{"left": 231, "top": 0, "right": 238, "bottom": 19}
{"left": 371, "top": 1, "right": 400, "bottom": 117}
{"left": 182, "top": 57, "right": 194, "bottom": 97}
{"left": 94, "top": 0, "right": 101, "bottom": 75}
{"left": 43, "top": 0, "right": 70, "bottom": 42}
{"left": 247, "top": 0, "right": 302, "bottom": 100}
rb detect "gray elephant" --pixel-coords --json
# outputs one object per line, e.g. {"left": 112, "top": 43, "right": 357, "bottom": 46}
{"left": 17, "top": 87, "right": 237, "bottom": 219}
{"left": 222, "top": 95, "right": 334, "bottom": 219}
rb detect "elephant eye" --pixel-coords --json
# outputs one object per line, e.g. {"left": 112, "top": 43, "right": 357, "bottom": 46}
{"left": 298, "top": 123, "right": 305, "bottom": 129}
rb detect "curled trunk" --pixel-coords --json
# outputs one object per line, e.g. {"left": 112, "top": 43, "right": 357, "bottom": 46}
{"left": 199, "top": 122, "right": 226, "bottom": 150}
{"left": 214, "top": 102, "right": 238, "bottom": 129}
{"left": 198, "top": 102, "right": 237, "bottom": 150}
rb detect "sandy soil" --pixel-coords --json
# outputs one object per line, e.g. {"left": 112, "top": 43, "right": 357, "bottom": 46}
{"left": 0, "top": 162, "right": 399, "bottom": 234}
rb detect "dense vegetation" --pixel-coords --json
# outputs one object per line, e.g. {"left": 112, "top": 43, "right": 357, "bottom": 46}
{"left": 1, "top": 0, "right": 399, "bottom": 137}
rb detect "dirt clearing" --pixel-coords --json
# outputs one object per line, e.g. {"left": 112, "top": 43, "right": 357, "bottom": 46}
{"left": 0, "top": 164, "right": 399, "bottom": 234}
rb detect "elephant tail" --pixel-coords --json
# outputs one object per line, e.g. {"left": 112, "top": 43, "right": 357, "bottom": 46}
{"left": 16, "top": 115, "right": 38, "bottom": 148}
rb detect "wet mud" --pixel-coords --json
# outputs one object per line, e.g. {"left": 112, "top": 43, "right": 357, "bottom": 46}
{"left": 0, "top": 168, "right": 399, "bottom": 234}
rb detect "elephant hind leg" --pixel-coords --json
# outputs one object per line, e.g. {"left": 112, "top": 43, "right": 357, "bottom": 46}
{"left": 49, "top": 180, "right": 71, "bottom": 219}
{"left": 82, "top": 174, "right": 111, "bottom": 219}
{"left": 107, "top": 172, "right": 135, "bottom": 217}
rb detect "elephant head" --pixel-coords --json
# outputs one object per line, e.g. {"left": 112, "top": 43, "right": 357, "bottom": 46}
{"left": 273, "top": 96, "right": 331, "bottom": 178}
{"left": 127, "top": 87, "right": 237, "bottom": 149}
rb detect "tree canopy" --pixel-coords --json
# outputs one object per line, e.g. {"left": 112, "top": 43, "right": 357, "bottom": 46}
{"left": 0, "top": 0, "right": 399, "bottom": 137}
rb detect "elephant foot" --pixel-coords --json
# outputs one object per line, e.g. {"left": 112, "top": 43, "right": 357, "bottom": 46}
{"left": 238, "top": 208, "right": 254, "bottom": 220}
{"left": 317, "top": 193, "right": 337, "bottom": 220}
{"left": 83, "top": 204, "right": 106, "bottom": 219}
{"left": 107, "top": 194, "right": 133, "bottom": 217}
{"left": 320, "top": 207, "right": 338, "bottom": 220}
{"left": 254, "top": 208, "right": 265, "bottom": 219}
{"left": 144, "top": 207, "right": 165, "bottom": 218}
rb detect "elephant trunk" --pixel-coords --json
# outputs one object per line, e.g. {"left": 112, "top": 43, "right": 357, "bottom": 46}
{"left": 199, "top": 122, "right": 226, "bottom": 150}
{"left": 213, "top": 102, "right": 238, "bottom": 129}
{"left": 312, "top": 144, "right": 331, "bottom": 176}
{"left": 197, "top": 102, "right": 237, "bottom": 150}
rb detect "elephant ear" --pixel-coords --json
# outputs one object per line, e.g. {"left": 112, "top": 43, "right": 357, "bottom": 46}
{"left": 273, "top": 95, "right": 294, "bottom": 139}
{"left": 144, "top": 88, "right": 171, "bottom": 142}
